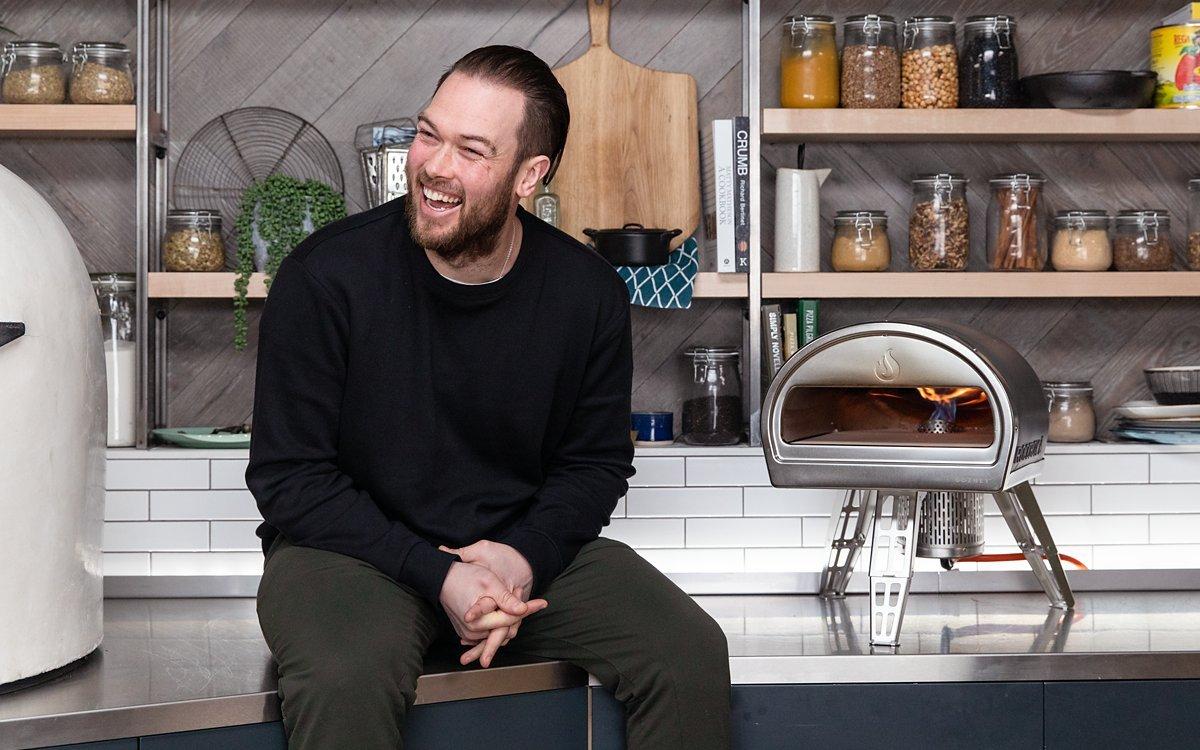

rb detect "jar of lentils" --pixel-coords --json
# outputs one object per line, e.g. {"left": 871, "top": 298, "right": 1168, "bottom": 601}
{"left": 1, "top": 41, "right": 66, "bottom": 104}
{"left": 163, "top": 210, "right": 226, "bottom": 272}
{"left": 1113, "top": 210, "right": 1173, "bottom": 272}
{"left": 69, "top": 42, "right": 135, "bottom": 104}
{"left": 841, "top": 14, "right": 901, "bottom": 108}
{"left": 902, "top": 16, "right": 958, "bottom": 109}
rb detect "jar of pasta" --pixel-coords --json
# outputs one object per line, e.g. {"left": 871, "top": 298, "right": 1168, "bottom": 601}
{"left": 163, "top": 210, "right": 225, "bottom": 272}
{"left": 1051, "top": 211, "right": 1112, "bottom": 271}
{"left": 781, "top": 15, "right": 839, "bottom": 108}
{"left": 832, "top": 211, "right": 890, "bottom": 271}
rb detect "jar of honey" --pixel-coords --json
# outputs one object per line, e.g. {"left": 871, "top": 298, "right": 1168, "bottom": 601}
{"left": 781, "top": 15, "right": 839, "bottom": 108}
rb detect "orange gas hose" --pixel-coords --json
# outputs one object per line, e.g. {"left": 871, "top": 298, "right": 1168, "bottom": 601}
{"left": 960, "top": 553, "right": 1089, "bottom": 570}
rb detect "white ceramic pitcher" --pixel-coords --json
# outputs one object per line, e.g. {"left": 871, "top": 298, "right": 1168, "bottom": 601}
{"left": 774, "top": 167, "right": 831, "bottom": 272}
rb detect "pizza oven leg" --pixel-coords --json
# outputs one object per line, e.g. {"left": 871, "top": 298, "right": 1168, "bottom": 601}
{"left": 867, "top": 490, "right": 921, "bottom": 648}
{"left": 992, "top": 481, "right": 1075, "bottom": 610}
{"left": 819, "top": 490, "right": 875, "bottom": 598}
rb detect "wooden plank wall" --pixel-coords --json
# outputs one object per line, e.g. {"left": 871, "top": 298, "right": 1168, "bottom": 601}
{"left": 1, "top": 0, "right": 1196, "bottom": 436}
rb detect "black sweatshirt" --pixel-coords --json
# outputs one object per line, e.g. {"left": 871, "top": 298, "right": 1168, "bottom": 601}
{"left": 246, "top": 202, "right": 635, "bottom": 604}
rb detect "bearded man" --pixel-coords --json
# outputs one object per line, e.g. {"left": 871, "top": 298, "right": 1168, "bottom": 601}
{"left": 249, "top": 45, "right": 731, "bottom": 750}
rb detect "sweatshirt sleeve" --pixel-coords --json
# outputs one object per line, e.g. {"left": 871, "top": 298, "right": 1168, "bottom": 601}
{"left": 246, "top": 254, "right": 457, "bottom": 604}
{"left": 500, "top": 283, "right": 635, "bottom": 595}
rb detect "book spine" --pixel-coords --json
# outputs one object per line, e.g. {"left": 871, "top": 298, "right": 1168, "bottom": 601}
{"left": 712, "top": 119, "right": 735, "bottom": 273}
{"left": 800, "top": 299, "right": 819, "bottom": 347}
{"left": 733, "top": 115, "right": 750, "bottom": 273}
{"left": 782, "top": 312, "right": 799, "bottom": 361}
{"left": 761, "top": 304, "right": 784, "bottom": 388}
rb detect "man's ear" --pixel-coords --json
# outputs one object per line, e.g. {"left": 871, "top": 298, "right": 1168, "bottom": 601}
{"left": 514, "top": 155, "right": 551, "bottom": 200}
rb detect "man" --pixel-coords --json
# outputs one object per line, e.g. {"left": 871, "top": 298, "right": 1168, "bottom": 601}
{"left": 249, "top": 45, "right": 731, "bottom": 749}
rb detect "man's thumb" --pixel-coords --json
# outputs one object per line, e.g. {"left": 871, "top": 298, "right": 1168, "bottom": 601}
{"left": 494, "top": 587, "right": 528, "bottom": 615}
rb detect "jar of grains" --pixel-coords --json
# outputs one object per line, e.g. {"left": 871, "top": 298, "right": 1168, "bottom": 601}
{"left": 1051, "top": 211, "right": 1112, "bottom": 271}
{"left": 681, "top": 346, "right": 744, "bottom": 446}
{"left": 69, "top": 42, "right": 135, "bottom": 104}
{"left": 841, "top": 14, "right": 901, "bottom": 108}
{"left": 1114, "top": 210, "right": 1173, "bottom": 271}
{"left": 909, "top": 174, "right": 970, "bottom": 271}
{"left": 163, "top": 210, "right": 225, "bottom": 272}
{"left": 1189, "top": 178, "right": 1200, "bottom": 270}
{"left": 959, "top": 15, "right": 1023, "bottom": 107}
{"left": 987, "top": 173, "right": 1047, "bottom": 271}
{"left": 832, "top": 211, "right": 890, "bottom": 271}
{"left": 902, "top": 16, "right": 958, "bottom": 108}
{"left": 1, "top": 41, "right": 66, "bottom": 104}
{"left": 1043, "top": 382, "right": 1096, "bottom": 444}
{"left": 780, "top": 15, "right": 840, "bottom": 108}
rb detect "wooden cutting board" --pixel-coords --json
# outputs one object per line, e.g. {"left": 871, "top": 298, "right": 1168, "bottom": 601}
{"left": 535, "top": 0, "right": 700, "bottom": 250}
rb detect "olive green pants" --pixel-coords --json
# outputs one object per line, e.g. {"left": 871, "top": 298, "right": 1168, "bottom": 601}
{"left": 257, "top": 535, "right": 731, "bottom": 749}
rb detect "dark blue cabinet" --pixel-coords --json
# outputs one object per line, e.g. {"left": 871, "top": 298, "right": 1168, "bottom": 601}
{"left": 140, "top": 723, "right": 285, "bottom": 750}
{"left": 1045, "top": 680, "right": 1200, "bottom": 749}
{"left": 36, "top": 741, "right": 138, "bottom": 750}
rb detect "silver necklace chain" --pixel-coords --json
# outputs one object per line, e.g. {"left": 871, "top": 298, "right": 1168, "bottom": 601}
{"left": 488, "top": 221, "right": 516, "bottom": 283}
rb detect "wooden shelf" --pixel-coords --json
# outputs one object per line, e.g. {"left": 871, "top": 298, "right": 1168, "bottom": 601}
{"left": 763, "top": 272, "right": 1200, "bottom": 299}
{"left": 150, "top": 271, "right": 749, "bottom": 299}
{"left": 762, "top": 108, "right": 1200, "bottom": 143}
{"left": 0, "top": 104, "right": 137, "bottom": 138}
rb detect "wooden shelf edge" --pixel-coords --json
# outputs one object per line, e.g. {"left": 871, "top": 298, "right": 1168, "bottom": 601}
{"left": 763, "top": 272, "right": 1200, "bottom": 299}
{"left": 0, "top": 104, "right": 136, "bottom": 138}
{"left": 151, "top": 271, "right": 751, "bottom": 301}
{"left": 762, "top": 108, "right": 1200, "bottom": 142}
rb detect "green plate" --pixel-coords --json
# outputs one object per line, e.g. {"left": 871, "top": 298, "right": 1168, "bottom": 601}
{"left": 151, "top": 427, "right": 251, "bottom": 449}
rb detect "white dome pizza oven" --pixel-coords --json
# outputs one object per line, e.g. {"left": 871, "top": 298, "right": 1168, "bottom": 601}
{"left": 0, "top": 162, "right": 105, "bottom": 687}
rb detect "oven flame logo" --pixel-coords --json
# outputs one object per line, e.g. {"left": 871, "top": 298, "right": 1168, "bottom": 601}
{"left": 874, "top": 349, "right": 899, "bottom": 382}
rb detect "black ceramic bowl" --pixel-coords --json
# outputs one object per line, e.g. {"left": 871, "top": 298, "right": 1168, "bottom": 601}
{"left": 1021, "top": 71, "right": 1158, "bottom": 109}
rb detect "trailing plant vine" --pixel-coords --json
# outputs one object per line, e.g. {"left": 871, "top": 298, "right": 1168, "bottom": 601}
{"left": 233, "top": 174, "right": 346, "bottom": 350}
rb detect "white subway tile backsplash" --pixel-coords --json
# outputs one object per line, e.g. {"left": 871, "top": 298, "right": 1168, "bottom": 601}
{"left": 685, "top": 456, "right": 770, "bottom": 486}
{"left": 637, "top": 548, "right": 745, "bottom": 573}
{"left": 629, "top": 457, "right": 685, "bottom": 487}
{"left": 106, "top": 459, "right": 209, "bottom": 490}
{"left": 1092, "top": 544, "right": 1200, "bottom": 570}
{"left": 1149, "top": 515, "right": 1200, "bottom": 545}
{"left": 1037, "top": 453, "right": 1148, "bottom": 485}
{"left": 982, "top": 485, "right": 1091, "bottom": 517}
{"left": 984, "top": 514, "right": 1148, "bottom": 546}
{"left": 625, "top": 487, "right": 741, "bottom": 518}
{"left": 801, "top": 517, "right": 831, "bottom": 547}
{"left": 103, "top": 552, "right": 151, "bottom": 576}
{"left": 1092, "top": 484, "right": 1200, "bottom": 514}
{"left": 210, "top": 459, "right": 250, "bottom": 490}
{"left": 105, "top": 491, "right": 149, "bottom": 521}
{"left": 151, "top": 490, "right": 259, "bottom": 520}
{"left": 103, "top": 521, "right": 209, "bottom": 552}
{"left": 603, "top": 519, "right": 685, "bottom": 548}
{"left": 743, "top": 487, "right": 844, "bottom": 517}
{"left": 211, "top": 521, "right": 262, "bottom": 551}
{"left": 151, "top": 552, "right": 264, "bottom": 575}
{"left": 744, "top": 547, "right": 828, "bottom": 572}
{"left": 1152, "top": 454, "right": 1200, "bottom": 483}
{"left": 686, "top": 518, "right": 802, "bottom": 548}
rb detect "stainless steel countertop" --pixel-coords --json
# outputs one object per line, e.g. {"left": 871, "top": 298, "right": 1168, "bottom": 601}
{"left": 5, "top": 592, "right": 1200, "bottom": 749}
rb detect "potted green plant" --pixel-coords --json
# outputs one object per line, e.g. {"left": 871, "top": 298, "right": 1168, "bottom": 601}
{"left": 232, "top": 174, "right": 346, "bottom": 350}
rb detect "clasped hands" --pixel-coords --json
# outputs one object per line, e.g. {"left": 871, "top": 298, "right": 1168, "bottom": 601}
{"left": 437, "top": 540, "right": 547, "bottom": 669}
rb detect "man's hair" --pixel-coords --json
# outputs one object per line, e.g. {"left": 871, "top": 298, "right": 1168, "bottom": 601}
{"left": 436, "top": 45, "right": 569, "bottom": 185}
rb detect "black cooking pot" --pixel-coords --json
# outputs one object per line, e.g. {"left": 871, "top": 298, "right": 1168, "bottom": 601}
{"left": 1021, "top": 70, "right": 1157, "bottom": 109}
{"left": 584, "top": 223, "right": 683, "bottom": 267}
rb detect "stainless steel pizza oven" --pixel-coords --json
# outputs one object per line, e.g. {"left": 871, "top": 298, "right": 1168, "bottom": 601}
{"left": 761, "top": 321, "right": 1073, "bottom": 648}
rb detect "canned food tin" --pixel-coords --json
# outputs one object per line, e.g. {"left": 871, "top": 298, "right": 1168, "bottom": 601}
{"left": 1151, "top": 23, "right": 1200, "bottom": 108}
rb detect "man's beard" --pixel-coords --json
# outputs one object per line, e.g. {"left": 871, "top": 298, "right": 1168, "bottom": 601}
{"left": 404, "top": 166, "right": 517, "bottom": 265}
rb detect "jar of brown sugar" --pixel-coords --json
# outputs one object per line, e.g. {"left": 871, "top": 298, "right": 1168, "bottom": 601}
{"left": 1051, "top": 211, "right": 1112, "bottom": 271}
{"left": 1114, "top": 210, "right": 1173, "bottom": 271}
{"left": 1043, "top": 381, "right": 1096, "bottom": 444}
{"left": 832, "top": 210, "right": 890, "bottom": 271}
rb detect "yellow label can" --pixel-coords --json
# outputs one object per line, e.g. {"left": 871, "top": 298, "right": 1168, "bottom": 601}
{"left": 1152, "top": 23, "right": 1200, "bottom": 108}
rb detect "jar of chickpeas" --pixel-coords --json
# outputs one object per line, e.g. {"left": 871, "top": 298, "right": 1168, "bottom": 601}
{"left": 902, "top": 17, "right": 958, "bottom": 109}
{"left": 163, "top": 210, "right": 225, "bottom": 272}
